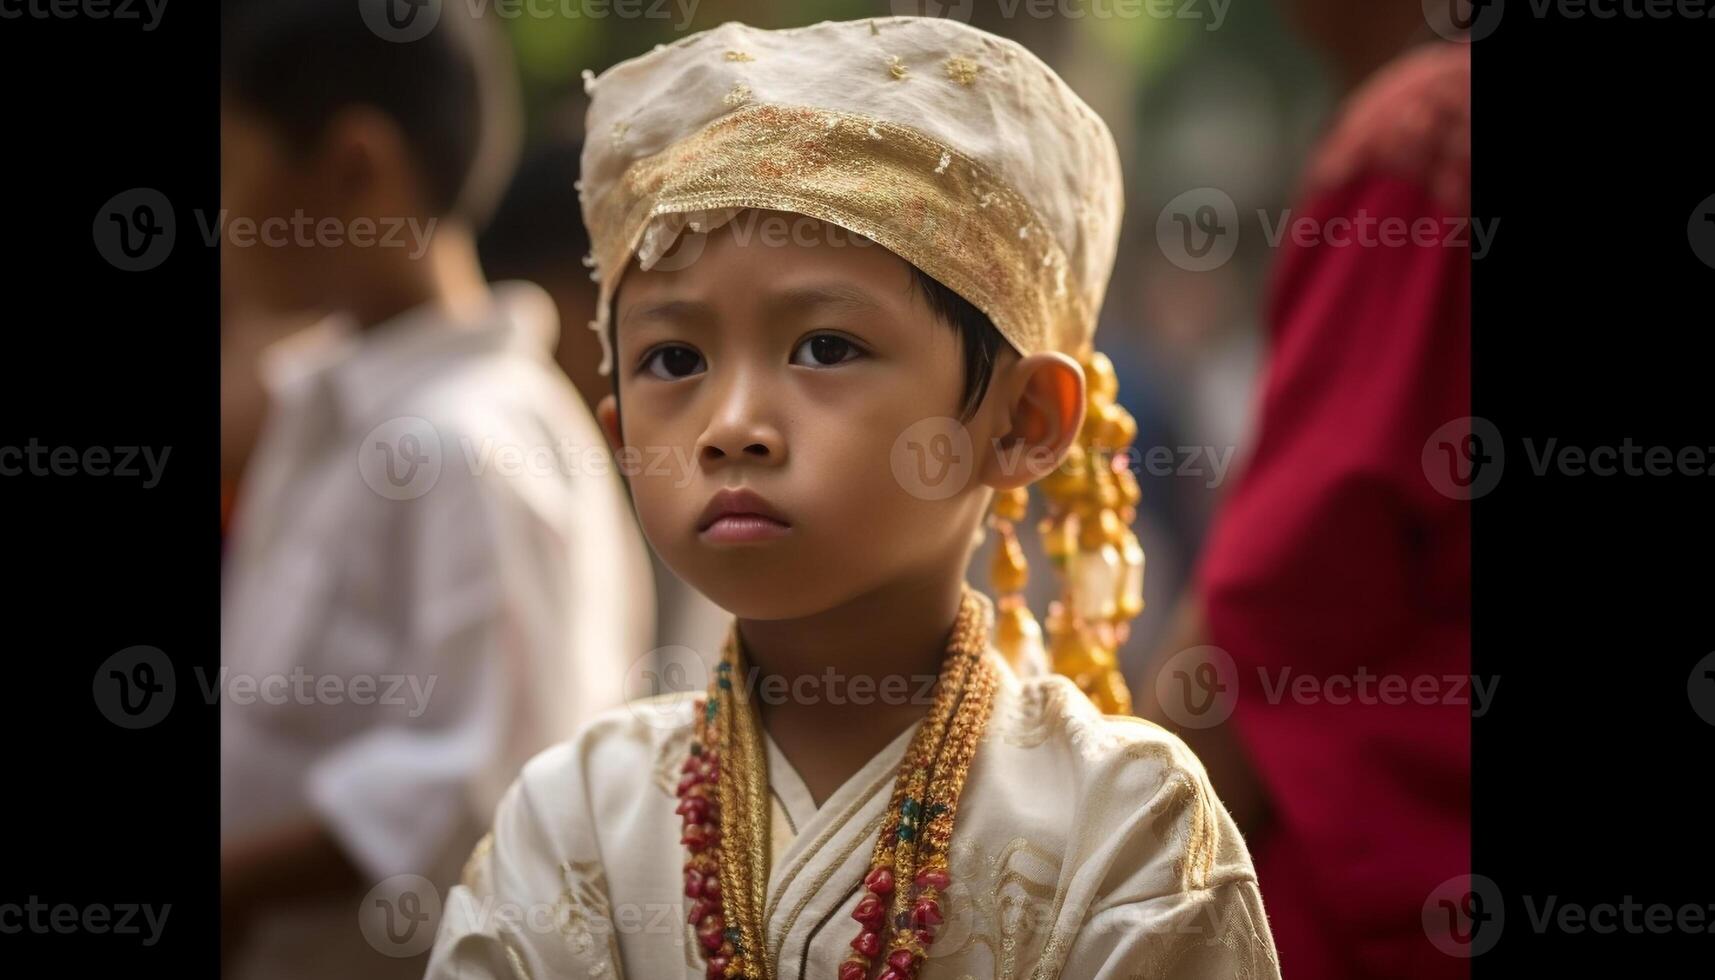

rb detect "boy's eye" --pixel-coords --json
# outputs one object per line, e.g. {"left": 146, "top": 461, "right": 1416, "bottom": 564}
{"left": 641, "top": 344, "right": 706, "bottom": 380}
{"left": 791, "top": 334, "right": 864, "bottom": 368}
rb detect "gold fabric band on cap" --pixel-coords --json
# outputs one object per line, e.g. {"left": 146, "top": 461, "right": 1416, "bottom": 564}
{"left": 587, "top": 102, "right": 1092, "bottom": 367}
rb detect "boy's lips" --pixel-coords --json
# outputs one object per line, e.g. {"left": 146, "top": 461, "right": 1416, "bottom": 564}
{"left": 696, "top": 487, "right": 792, "bottom": 542}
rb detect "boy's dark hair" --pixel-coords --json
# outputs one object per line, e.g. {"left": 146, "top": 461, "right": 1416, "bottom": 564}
{"left": 479, "top": 138, "right": 590, "bottom": 280}
{"left": 907, "top": 268, "right": 1006, "bottom": 423}
{"left": 605, "top": 265, "right": 1004, "bottom": 425}
{"left": 221, "top": 0, "right": 521, "bottom": 229}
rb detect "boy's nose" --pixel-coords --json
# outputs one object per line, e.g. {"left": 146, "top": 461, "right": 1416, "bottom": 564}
{"left": 695, "top": 386, "right": 785, "bottom": 468}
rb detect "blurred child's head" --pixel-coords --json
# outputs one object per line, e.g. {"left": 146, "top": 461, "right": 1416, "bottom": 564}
{"left": 220, "top": 0, "right": 520, "bottom": 315}
{"left": 597, "top": 211, "right": 1085, "bottom": 620}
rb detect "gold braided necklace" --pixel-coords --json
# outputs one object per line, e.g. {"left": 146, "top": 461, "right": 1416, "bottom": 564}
{"left": 677, "top": 583, "right": 999, "bottom": 980}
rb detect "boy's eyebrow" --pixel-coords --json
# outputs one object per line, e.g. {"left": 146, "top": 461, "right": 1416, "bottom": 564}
{"left": 618, "top": 282, "right": 889, "bottom": 332}
{"left": 618, "top": 298, "right": 714, "bottom": 332}
{"left": 763, "top": 283, "right": 887, "bottom": 318}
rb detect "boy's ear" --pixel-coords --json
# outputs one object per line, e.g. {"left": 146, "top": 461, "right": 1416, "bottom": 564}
{"left": 977, "top": 351, "right": 1086, "bottom": 491}
{"left": 319, "top": 106, "right": 412, "bottom": 211}
{"left": 596, "top": 394, "right": 623, "bottom": 454}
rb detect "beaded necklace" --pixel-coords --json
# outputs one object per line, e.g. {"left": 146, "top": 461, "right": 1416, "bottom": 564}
{"left": 677, "top": 584, "right": 999, "bottom": 980}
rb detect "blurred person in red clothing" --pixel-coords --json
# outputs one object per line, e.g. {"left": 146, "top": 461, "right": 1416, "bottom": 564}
{"left": 1142, "top": 4, "right": 1473, "bottom": 978}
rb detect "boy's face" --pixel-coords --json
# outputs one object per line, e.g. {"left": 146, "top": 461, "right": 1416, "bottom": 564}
{"left": 220, "top": 98, "right": 426, "bottom": 317}
{"left": 220, "top": 100, "right": 334, "bottom": 315}
{"left": 601, "top": 211, "right": 1023, "bottom": 621}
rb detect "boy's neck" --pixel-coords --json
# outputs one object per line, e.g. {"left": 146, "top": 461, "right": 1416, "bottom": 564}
{"left": 737, "top": 566, "right": 971, "bottom": 809}
{"left": 345, "top": 223, "right": 493, "bottom": 332}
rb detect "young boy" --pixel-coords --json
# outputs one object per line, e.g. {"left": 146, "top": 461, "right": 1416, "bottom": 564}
{"left": 429, "top": 17, "right": 1279, "bottom": 980}
{"left": 218, "top": 3, "right": 655, "bottom": 978}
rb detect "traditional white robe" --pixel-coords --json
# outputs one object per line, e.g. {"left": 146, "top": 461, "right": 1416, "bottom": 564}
{"left": 426, "top": 650, "right": 1280, "bottom": 979}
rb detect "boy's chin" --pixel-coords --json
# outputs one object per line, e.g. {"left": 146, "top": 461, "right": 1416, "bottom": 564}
{"left": 683, "top": 567, "right": 850, "bottom": 623}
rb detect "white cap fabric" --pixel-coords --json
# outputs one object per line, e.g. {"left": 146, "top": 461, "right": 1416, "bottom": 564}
{"left": 577, "top": 16, "right": 1125, "bottom": 376}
